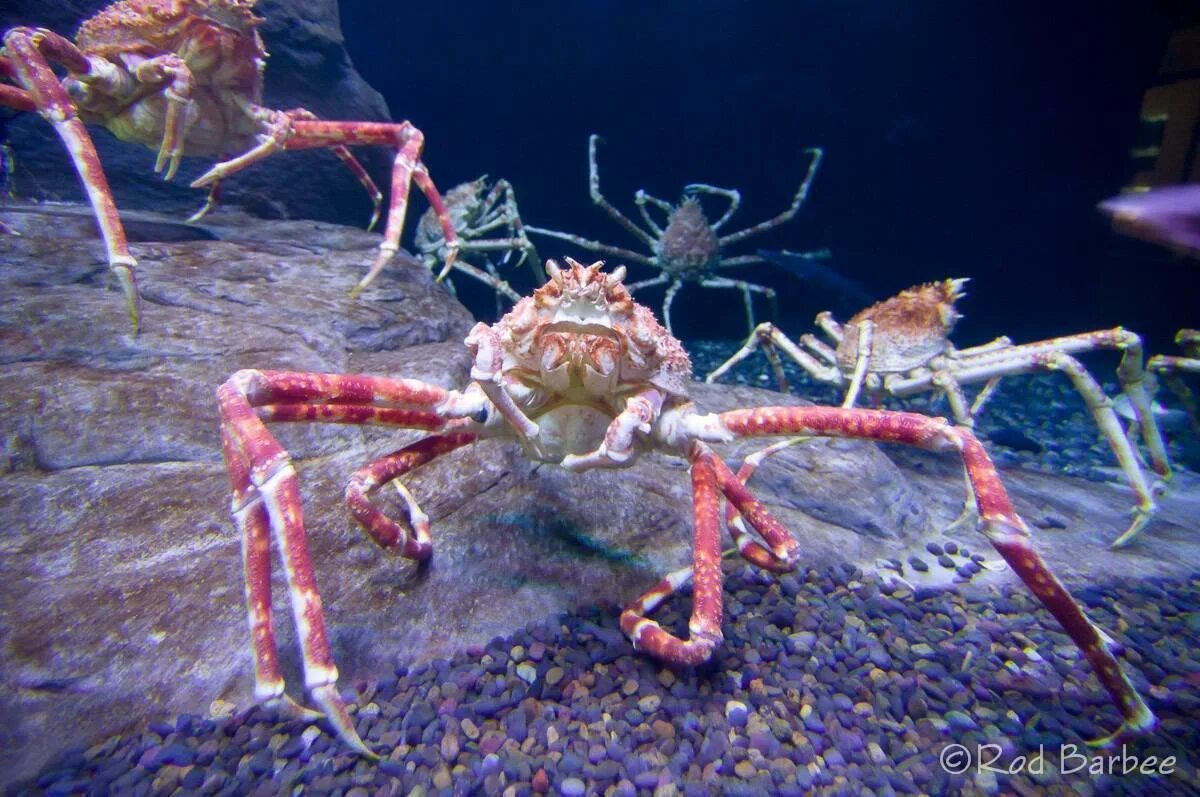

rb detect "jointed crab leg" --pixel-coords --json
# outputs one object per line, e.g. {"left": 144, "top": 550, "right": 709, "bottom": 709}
{"left": 621, "top": 442, "right": 728, "bottom": 666}
{"left": 218, "top": 368, "right": 465, "bottom": 757}
{"left": 715, "top": 147, "right": 823, "bottom": 247}
{"left": 2, "top": 27, "right": 140, "bottom": 332}
{"left": 192, "top": 118, "right": 457, "bottom": 296}
{"left": 185, "top": 107, "right": 384, "bottom": 230}
{"left": 708, "top": 406, "right": 1155, "bottom": 746}
{"left": 345, "top": 432, "right": 478, "bottom": 557}
{"left": 1149, "top": 329, "right": 1200, "bottom": 437}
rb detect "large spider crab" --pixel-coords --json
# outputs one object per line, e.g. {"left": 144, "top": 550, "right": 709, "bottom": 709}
{"left": 410, "top": 175, "right": 543, "bottom": 313}
{"left": 525, "top": 134, "right": 825, "bottom": 335}
{"left": 1149, "top": 328, "right": 1200, "bottom": 438}
{"left": 0, "top": 0, "right": 459, "bottom": 332}
{"left": 219, "top": 258, "right": 1153, "bottom": 757}
{"left": 705, "top": 279, "right": 1174, "bottom": 548}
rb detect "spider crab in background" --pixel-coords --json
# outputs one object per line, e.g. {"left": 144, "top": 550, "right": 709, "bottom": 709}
{"left": 219, "top": 258, "right": 1153, "bottom": 757}
{"left": 409, "top": 175, "right": 545, "bottom": 316}
{"left": 525, "top": 134, "right": 826, "bottom": 335}
{"left": 1148, "top": 328, "right": 1200, "bottom": 438}
{"left": 706, "top": 278, "right": 1174, "bottom": 548}
{"left": 0, "top": 0, "right": 459, "bottom": 333}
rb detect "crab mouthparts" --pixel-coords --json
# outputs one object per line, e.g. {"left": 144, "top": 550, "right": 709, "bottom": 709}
{"left": 543, "top": 320, "right": 618, "bottom": 340}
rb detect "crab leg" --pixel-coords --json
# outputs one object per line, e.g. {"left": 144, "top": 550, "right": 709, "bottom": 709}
{"left": 523, "top": 223, "right": 657, "bottom": 269}
{"left": 716, "top": 147, "right": 823, "bottom": 247}
{"left": 722, "top": 438, "right": 809, "bottom": 572}
{"left": 588, "top": 134, "right": 658, "bottom": 248}
{"left": 286, "top": 121, "right": 457, "bottom": 296}
{"left": 128, "top": 54, "right": 197, "bottom": 180}
{"left": 345, "top": 431, "right": 478, "bottom": 557}
{"left": 217, "top": 369, "right": 462, "bottom": 757}
{"left": 705, "top": 322, "right": 839, "bottom": 393}
{"left": 620, "top": 442, "right": 727, "bottom": 665}
{"left": 709, "top": 406, "right": 1155, "bottom": 746}
{"left": 1150, "top": 350, "right": 1200, "bottom": 437}
{"left": 621, "top": 439, "right": 804, "bottom": 663}
{"left": 0, "top": 80, "right": 35, "bottom": 112}
{"left": 699, "top": 275, "right": 779, "bottom": 334}
{"left": 192, "top": 116, "right": 454, "bottom": 295}
{"left": 892, "top": 339, "right": 1165, "bottom": 546}
{"left": 2, "top": 28, "right": 139, "bottom": 332}
{"left": 682, "top": 184, "right": 742, "bottom": 230}
{"left": 219, "top": 387, "right": 369, "bottom": 756}
{"left": 634, "top": 190, "right": 672, "bottom": 237}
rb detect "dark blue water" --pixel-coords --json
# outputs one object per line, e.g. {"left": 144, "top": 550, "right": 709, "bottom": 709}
{"left": 345, "top": 1, "right": 1198, "bottom": 353}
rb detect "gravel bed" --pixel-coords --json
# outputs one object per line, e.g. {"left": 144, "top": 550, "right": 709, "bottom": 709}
{"left": 12, "top": 564, "right": 1199, "bottom": 796}
{"left": 688, "top": 339, "right": 1200, "bottom": 479}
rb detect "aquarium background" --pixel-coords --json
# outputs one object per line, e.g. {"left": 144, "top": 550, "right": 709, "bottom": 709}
{"left": 343, "top": 0, "right": 1198, "bottom": 353}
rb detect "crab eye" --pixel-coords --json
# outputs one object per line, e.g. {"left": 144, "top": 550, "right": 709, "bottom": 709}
{"left": 470, "top": 405, "right": 489, "bottom": 424}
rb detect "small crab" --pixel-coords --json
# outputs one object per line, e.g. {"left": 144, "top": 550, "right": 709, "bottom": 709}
{"left": 525, "top": 134, "right": 824, "bottom": 334}
{"left": 706, "top": 279, "right": 1174, "bottom": 547}
{"left": 409, "top": 175, "right": 544, "bottom": 315}
{"left": 1149, "top": 328, "right": 1200, "bottom": 438}
{"left": 0, "top": 0, "right": 459, "bottom": 332}
{"left": 219, "top": 258, "right": 1153, "bottom": 757}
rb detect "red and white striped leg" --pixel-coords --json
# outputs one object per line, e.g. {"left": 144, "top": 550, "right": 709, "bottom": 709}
{"left": 621, "top": 441, "right": 726, "bottom": 666}
{"left": 2, "top": 28, "right": 140, "bottom": 332}
{"left": 217, "top": 368, "right": 459, "bottom": 757}
{"left": 345, "top": 431, "right": 478, "bottom": 557}
{"left": 717, "top": 406, "right": 1156, "bottom": 746}
{"left": 619, "top": 436, "right": 806, "bottom": 666}
{"left": 262, "top": 120, "right": 457, "bottom": 296}
{"left": 286, "top": 109, "right": 383, "bottom": 231}
{"left": 719, "top": 438, "right": 806, "bottom": 573}
{"left": 0, "top": 81, "right": 35, "bottom": 111}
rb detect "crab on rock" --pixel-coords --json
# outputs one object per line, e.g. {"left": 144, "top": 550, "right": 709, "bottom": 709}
{"left": 0, "top": 0, "right": 459, "bottom": 332}
{"left": 706, "top": 279, "right": 1174, "bottom": 548}
{"left": 219, "top": 259, "right": 1154, "bottom": 757}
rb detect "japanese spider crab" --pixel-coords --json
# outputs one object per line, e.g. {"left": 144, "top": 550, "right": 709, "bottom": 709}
{"left": 219, "top": 258, "right": 1154, "bottom": 757}
{"left": 705, "top": 279, "right": 1174, "bottom": 548}
{"left": 525, "top": 134, "right": 825, "bottom": 335}
{"left": 0, "top": 0, "right": 459, "bottom": 333}
{"left": 410, "top": 175, "right": 544, "bottom": 314}
{"left": 1149, "top": 328, "right": 1200, "bottom": 438}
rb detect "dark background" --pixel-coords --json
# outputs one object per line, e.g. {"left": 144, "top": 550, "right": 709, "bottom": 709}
{"left": 343, "top": 0, "right": 1198, "bottom": 352}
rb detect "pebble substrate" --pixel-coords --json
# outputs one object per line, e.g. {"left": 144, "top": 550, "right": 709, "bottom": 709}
{"left": 687, "top": 339, "right": 1200, "bottom": 479}
{"left": 14, "top": 564, "right": 1199, "bottom": 797}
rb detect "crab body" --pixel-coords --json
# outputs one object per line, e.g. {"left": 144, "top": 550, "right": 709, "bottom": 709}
{"left": 835, "top": 278, "right": 964, "bottom": 373}
{"left": 657, "top": 197, "right": 721, "bottom": 279}
{"left": 0, "top": 0, "right": 460, "bottom": 332}
{"left": 70, "top": 0, "right": 266, "bottom": 156}
{"left": 219, "top": 258, "right": 1154, "bottom": 758}
{"left": 525, "top": 135, "right": 826, "bottom": 334}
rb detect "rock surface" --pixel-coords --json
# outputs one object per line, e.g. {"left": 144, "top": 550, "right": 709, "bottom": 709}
{"left": 0, "top": 203, "right": 1197, "bottom": 786}
{"left": 1, "top": 0, "right": 396, "bottom": 226}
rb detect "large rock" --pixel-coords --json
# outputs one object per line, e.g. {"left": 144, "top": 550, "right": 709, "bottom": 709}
{"left": 1, "top": 0, "right": 395, "bottom": 226}
{"left": 1, "top": 203, "right": 1197, "bottom": 786}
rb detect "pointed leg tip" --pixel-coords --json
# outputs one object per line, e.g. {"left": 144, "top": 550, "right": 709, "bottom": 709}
{"left": 1086, "top": 713, "right": 1158, "bottom": 749}
{"left": 310, "top": 683, "right": 378, "bottom": 758}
